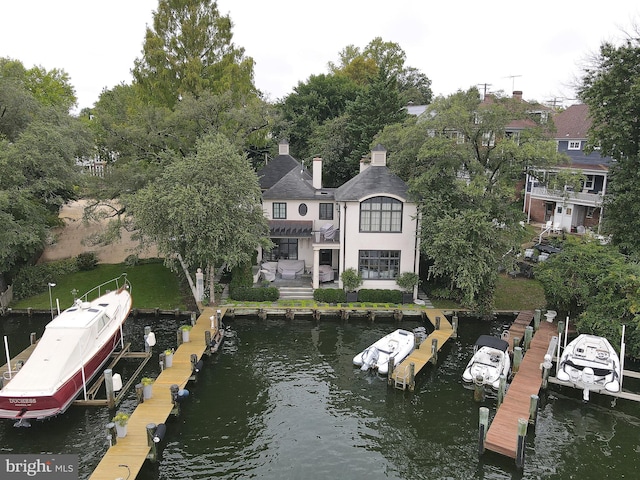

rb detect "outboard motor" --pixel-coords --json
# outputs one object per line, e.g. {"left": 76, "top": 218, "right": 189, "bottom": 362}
{"left": 360, "top": 347, "right": 379, "bottom": 371}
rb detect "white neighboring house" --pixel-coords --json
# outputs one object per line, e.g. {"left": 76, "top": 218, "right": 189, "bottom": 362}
{"left": 258, "top": 141, "right": 420, "bottom": 292}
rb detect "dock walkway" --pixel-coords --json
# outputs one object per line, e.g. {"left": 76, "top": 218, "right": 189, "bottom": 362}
{"left": 390, "top": 309, "right": 454, "bottom": 390}
{"left": 484, "top": 317, "right": 557, "bottom": 458}
{"left": 89, "top": 306, "right": 223, "bottom": 480}
{"left": 504, "top": 311, "right": 534, "bottom": 353}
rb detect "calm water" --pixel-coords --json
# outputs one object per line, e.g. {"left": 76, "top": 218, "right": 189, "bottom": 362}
{"left": 1, "top": 313, "right": 639, "bottom": 480}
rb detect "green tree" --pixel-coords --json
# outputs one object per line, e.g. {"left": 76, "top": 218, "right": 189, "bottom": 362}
{"left": 132, "top": 0, "right": 256, "bottom": 109}
{"left": 578, "top": 35, "right": 640, "bottom": 255}
{"left": 129, "top": 133, "right": 271, "bottom": 301}
{"left": 376, "top": 88, "right": 562, "bottom": 313}
{"left": 535, "top": 238, "right": 640, "bottom": 358}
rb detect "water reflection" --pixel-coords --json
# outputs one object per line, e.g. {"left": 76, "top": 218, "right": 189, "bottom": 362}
{"left": 1, "top": 314, "right": 640, "bottom": 479}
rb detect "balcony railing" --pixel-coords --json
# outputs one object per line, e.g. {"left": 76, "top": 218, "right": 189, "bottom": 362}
{"left": 312, "top": 229, "right": 340, "bottom": 244}
{"left": 529, "top": 186, "right": 603, "bottom": 206}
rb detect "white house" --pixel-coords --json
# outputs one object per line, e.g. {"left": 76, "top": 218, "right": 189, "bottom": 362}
{"left": 257, "top": 141, "right": 420, "bottom": 291}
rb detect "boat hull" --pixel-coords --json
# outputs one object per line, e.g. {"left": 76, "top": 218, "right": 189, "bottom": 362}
{"left": 0, "top": 282, "right": 132, "bottom": 420}
{"left": 353, "top": 329, "right": 415, "bottom": 375}
{"left": 555, "top": 334, "right": 620, "bottom": 393}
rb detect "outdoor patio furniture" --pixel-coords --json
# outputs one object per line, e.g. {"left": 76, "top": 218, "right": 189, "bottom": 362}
{"left": 317, "top": 265, "right": 335, "bottom": 283}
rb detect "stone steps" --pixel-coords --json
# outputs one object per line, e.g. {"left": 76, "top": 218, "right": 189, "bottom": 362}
{"left": 278, "top": 286, "right": 314, "bottom": 300}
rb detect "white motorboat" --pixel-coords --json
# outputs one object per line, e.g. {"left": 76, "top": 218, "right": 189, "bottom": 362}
{"left": 0, "top": 275, "right": 132, "bottom": 423}
{"left": 556, "top": 334, "right": 621, "bottom": 400}
{"left": 462, "top": 335, "right": 511, "bottom": 389}
{"left": 353, "top": 328, "right": 415, "bottom": 375}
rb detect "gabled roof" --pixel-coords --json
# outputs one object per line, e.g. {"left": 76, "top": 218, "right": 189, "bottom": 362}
{"left": 334, "top": 166, "right": 409, "bottom": 202}
{"left": 554, "top": 104, "right": 591, "bottom": 139}
{"left": 262, "top": 165, "right": 336, "bottom": 201}
{"left": 256, "top": 154, "right": 300, "bottom": 190}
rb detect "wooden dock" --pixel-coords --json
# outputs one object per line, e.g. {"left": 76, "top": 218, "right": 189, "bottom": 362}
{"left": 504, "top": 311, "right": 534, "bottom": 353}
{"left": 484, "top": 317, "right": 557, "bottom": 458}
{"left": 390, "top": 309, "right": 454, "bottom": 390}
{"left": 89, "top": 306, "right": 224, "bottom": 480}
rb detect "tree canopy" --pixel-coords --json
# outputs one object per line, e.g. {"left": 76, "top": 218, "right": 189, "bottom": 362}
{"left": 132, "top": 0, "right": 256, "bottom": 109}
{"left": 129, "top": 133, "right": 271, "bottom": 299}
{"left": 376, "top": 88, "right": 563, "bottom": 313}
{"left": 578, "top": 33, "right": 640, "bottom": 255}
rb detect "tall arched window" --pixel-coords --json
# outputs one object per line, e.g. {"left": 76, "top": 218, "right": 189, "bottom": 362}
{"left": 360, "top": 196, "right": 402, "bottom": 232}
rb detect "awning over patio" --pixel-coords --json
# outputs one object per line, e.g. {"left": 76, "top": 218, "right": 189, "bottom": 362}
{"left": 269, "top": 220, "right": 313, "bottom": 237}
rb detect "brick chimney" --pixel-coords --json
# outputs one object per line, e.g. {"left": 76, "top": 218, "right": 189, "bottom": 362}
{"left": 313, "top": 157, "right": 322, "bottom": 189}
{"left": 513, "top": 91, "right": 523, "bottom": 101}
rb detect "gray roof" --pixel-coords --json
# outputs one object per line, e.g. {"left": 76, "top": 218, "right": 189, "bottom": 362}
{"left": 257, "top": 154, "right": 300, "bottom": 190}
{"left": 334, "top": 166, "right": 409, "bottom": 201}
{"left": 262, "top": 166, "right": 336, "bottom": 201}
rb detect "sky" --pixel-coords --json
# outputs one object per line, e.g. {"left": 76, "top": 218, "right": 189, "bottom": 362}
{"left": 1, "top": 1, "right": 639, "bottom": 112}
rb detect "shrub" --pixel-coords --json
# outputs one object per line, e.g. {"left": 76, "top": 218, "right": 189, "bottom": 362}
{"left": 124, "top": 254, "right": 139, "bottom": 267}
{"left": 76, "top": 252, "right": 98, "bottom": 271}
{"left": 230, "top": 262, "right": 253, "bottom": 290}
{"left": 358, "top": 289, "right": 402, "bottom": 303}
{"left": 230, "top": 286, "right": 279, "bottom": 302}
{"left": 341, "top": 268, "right": 363, "bottom": 292}
{"left": 313, "top": 288, "right": 346, "bottom": 303}
{"left": 12, "top": 259, "right": 78, "bottom": 300}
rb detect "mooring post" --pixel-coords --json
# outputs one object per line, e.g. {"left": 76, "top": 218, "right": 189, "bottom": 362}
{"left": 394, "top": 309, "right": 403, "bottom": 322}
{"left": 497, "top": 374, "right": 507, "bottom": 407}
{"left": 387, "top": 357, "right": 395, "bottom": 386}
{"left": 541, "top": 354, "right": 553, "bottom": 389}
{"left": 205, "top": 330, "right": 212, "bottom": 351}
{"left": 478, "top": 406, "right": 489, "bottom": 457}
{"left": 451, "top": 315, "right": 458, "bottom": 338}
{"left": 159, "top": 352, "right": 165, "bottom": 372}
{"left": 474, "top": 375, "right": 485, "bottom": 402}
{"left": 176, "top": 328, "right": 183, "bottom": 347}
{"left": 285, "top": 308, "right": 295, "bottom": 321}
{"left": 516, "top": 418, "right": 528, "bottom": 469}
{"left": 106, "top": 422, "right": 117, "bottom": 447}
{"left": 529, "top": 394, "right": 539, "bottom": 425}
{"left": 513, "top": 336, "right": 520, "bottom": 351}
{"left": 524, "top": 326, "right": 533, "bottom": 351}
{"left": 144, "top": 326, "right": 152, "bottom": 353}
{"left": 146, "top": 423, "right": 158, "bottom": 462}
{"left": 534, "top": 309, "right": 541, "bottom": 331}
{"left": 170, "top": 384, "right": 180, "bottom": 415}
{"left": 135, "top": 382, "right": 144, "bottom": 404}
{"left": 513, "top": 347, "right": 523, "bottom": 374}
{"left": 435, "top": 316, "right": 441, "bottom": 330}
{"left": 30, "top": 332, "right": 37, "bottom": 345}
{"left": 258, "top": 308, "right": 267, "bottom": 320}
{"left": 190, "top": 311, "right": 197, "bottom": 326}
{"left": 408, "top": 363, "right": 416, "bottom": 391}
{"left": 104, "top": 369, "right": 115, "bottom": 409}
{"left": 430, "top": 338, "right": 438, "bottom": 364}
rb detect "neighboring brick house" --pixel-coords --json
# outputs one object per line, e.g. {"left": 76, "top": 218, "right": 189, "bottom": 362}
{"left": 523, "top": 104, "right": 612, "bottom": 233}
{"left": 257, "top": 140, "right": 420, "bottom": 291}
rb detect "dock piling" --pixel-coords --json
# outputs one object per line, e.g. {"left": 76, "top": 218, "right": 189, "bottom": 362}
{"left": 451, "top": 315, "right": 458, "bottom": 338}
{"left": 430, "top": 338, "right": 438, "bottom": 364}
{"left": 104, "top": 369, "right": 115, "bottom": 409}
{"left": 387, "top": 357, "right": 395, "bottom": 386}
{"left": 524, "top": 326, "right": 533, "bottom": 351}
{"left": 30, "top": 332, "right": 36, "bottom": 345}
{"left": 474, "top": 375, "right": 485, "bottom": 402}
{"left": 135, "top": 382, "right": 144, "bottom": 404}
{"left": 541, "top": 354, "right": 553, "bottom": 389}
{"left": 529, "top": 394, "right": 539, "bottom": 425}
{"left": 435, "top": 316, "right": 441, "bottom": 330}
{"left": 497, "top": 374, "right": 506, "bottom": 406}
{"left": 515, "top": 418, "right": 527, "bottom": 469}
{"left": 106, "top": 422, "right": 117, "bottom": 447}
{"left": 534, "top": 309, "right": 541, "bottom": 331}
{"left": 513, "top": 347, "right": 523, "bottom": 374}
{"left": 479, "top": 406, "right": 489, "bottom": 456}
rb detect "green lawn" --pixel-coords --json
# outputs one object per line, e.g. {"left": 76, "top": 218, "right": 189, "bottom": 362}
{"left": 430, "top": 274, "right": 546, "bottom": 312}
{"left": 12, "top": 262, "right": 186, "bottom": 310}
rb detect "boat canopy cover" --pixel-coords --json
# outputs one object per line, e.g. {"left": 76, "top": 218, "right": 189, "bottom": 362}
{"left": 475, "top": 335, "right": 509, "bottom": 352}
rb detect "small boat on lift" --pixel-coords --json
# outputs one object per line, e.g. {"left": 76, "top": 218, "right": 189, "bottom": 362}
{"left": 556, "top": 334, "right": 621, "bottom": 401}
{"left": 462, "top": 335, "right": 511, "bottom": 389}
{"left": 0, "top": 275, "right": 132, "bottom": 424}
{"left": 353, "top": 329, "right": 415, "bottom": 375}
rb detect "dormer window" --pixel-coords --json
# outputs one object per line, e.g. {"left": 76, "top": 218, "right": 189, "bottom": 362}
{"left": 568, "top": 140, "right": 581, "bottom": 150}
